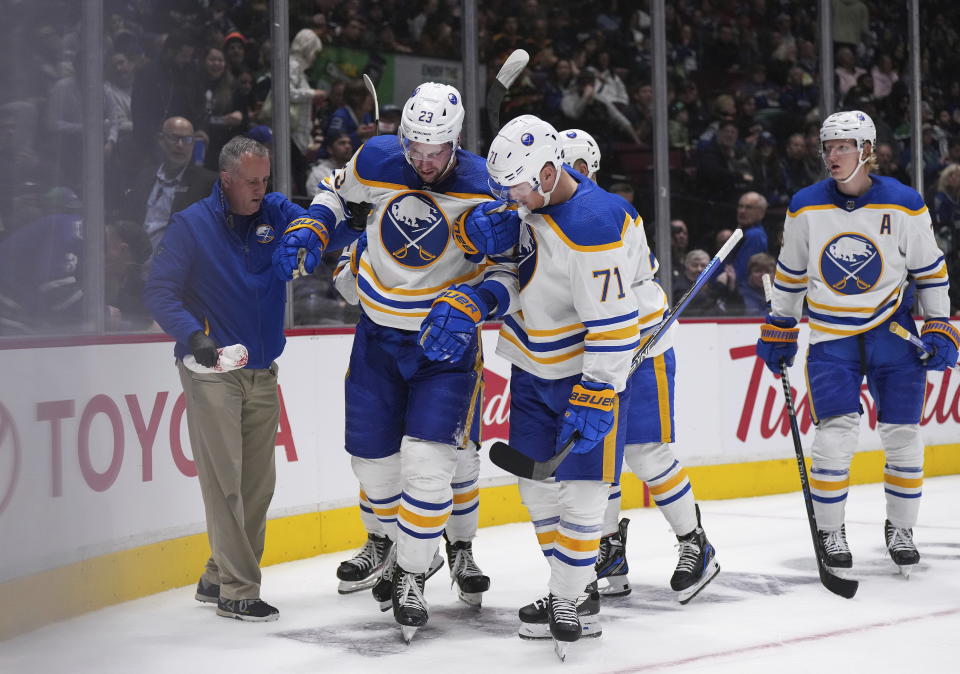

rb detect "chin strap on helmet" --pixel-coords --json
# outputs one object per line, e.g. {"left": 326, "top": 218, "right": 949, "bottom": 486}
{"left": 837, "top": 146, "right": 870, "bottom": 184}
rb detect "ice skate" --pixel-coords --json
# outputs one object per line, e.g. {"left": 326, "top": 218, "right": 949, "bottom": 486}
{"left": 671, "top": 506, "right": 720, "bottom": 604}
{"left": 818, "top": 523, "right": 853, "bottom": 569}
{"left": 885, "top": 520, "right": 920, "bottom": 578}
{"left": 518, "top": 582, "right": 601, "bottom": 640}
{"left": 444, "top": 535, "right": 490, "bottom": 606}
{"left": 548, "top": 594, "right": 583, "bottom": 662}
{"left": 373, "top": 547, "right": 443, "bottom": 611}
{"left": 393, "top": 567, "right": 428, "bottom": 643}
{"left": 595, "top": 517, "right": 631, "bottom": 597}
{"left": 337, "top": 533, "right": 393, "bottom": 594}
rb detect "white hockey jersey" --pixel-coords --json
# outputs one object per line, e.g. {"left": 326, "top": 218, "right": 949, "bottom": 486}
{"left": 310, "top": 135, "right": 519, "bottom": 331}
{"left": 772, "top": 175, "right": 949, "bottom": 343}
{"left": 496, "top": 170, "right": 655, "bottom": 392}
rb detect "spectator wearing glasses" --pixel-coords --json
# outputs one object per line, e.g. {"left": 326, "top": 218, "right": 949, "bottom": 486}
{"left": 121, "top": 116, "right": 216, "bottom": 256}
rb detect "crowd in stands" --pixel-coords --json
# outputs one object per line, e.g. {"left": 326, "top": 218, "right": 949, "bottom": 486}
{"left": 4, "top": 0, "right": 960, "bottom": 334}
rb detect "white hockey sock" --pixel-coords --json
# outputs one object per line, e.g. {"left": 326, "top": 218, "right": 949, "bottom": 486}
{"left": 625, "top": 442, "right": 697, "bottom": 536}
{"left": 601, "top": 484, "right": 622, "bottom": 537}
{"left": 397, "top": 436, "right": 457, "bottom": 573}
{"left": 879, "top": 423, "right": 924, "bottom": 529}
{"left": 351, "top": 454, "right": 401, "bottom": 541}
{"left": 445, "top": 444, "right": 480, "bottom": 542}
{"left": 810, "top": 413, "right": 858, "bottom": 531}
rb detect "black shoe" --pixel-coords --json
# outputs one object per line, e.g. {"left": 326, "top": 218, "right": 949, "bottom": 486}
{"left": 392, "top": 567, "right": 429, "bottom": 628}
{"left": 337, "top": 533, "right": 394, "bottom": 594}
{"left": 444, "top": 535, "right": 490, "bottom": 605}
{"left": 547, "top": 594, "right": 582, "bottom": 643}
{"left": 518, "top": 582, "right": 601, "bottom": 640}
{"left": 595, "top": 518, "right": 631, "bottom": 597}
{"left": 885, "top": 520, "right": 920, "bottom": 566}
{"left": 195, "top": 578, "right": 219, "bottom": 604}
{"left": 818, "top": 524, "right": 853, "bottom": 568}
{"left": 670, "top": 505, "right": 720, "bottom": 604}
{"left": 216, "top": 597, "right": 279, "bottom": 622}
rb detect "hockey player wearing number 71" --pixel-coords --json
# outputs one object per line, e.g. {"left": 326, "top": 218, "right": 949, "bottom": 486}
{"left": 421, "top": 114, "right": 640, "bottom": 658}
{"left": 561, "top": 129, "right": 719, "bottom": 604}
{"left": 757, "top": 110, "right": 958, "bottom": 577}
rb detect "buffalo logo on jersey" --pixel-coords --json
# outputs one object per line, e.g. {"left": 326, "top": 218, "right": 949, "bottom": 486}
{"left": 820, "top": 233, "right": 883, "bottom": 294}
{"left": 380, "top": 192, "right": 448, "bottom": 267}
{"left": 517, "top": 223, "right": 538, "bottom": 290}
{"left": 254, "top": 224, "right": 275, "bottom": 243}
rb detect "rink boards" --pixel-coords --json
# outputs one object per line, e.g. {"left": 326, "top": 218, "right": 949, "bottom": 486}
{"left": 2, "top": 319, "right": 959, "bottom": 638}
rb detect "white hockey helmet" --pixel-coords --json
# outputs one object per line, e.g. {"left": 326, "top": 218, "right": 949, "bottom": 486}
{"left": 819, "top": 110, "right": 876, "bottom": 184}
{"left": 399, "top": 82, "right": 465, "bottom": 146}
{"left": 560, "top": 128, "right": 601, "bottom": 178}
{"left": 820, "top": 110, "right": 876, "bottom": 152}
{"left": 487, "top": 114, "right": 563, "bottom": 206}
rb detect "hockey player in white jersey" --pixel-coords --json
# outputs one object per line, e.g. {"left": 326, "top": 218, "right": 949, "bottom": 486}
{"left": 757, "top": 110, "right": 958, "bottom": 576}
{"left": 273, "top": 82, "right": 521, "bottom": 640}
{"left": 561, "top": 128, "right": 719, "bottom": 602}
{"left": 422, "top": 114, "right": 641, "bottom": 658}
{"left": 329, "top": 237, "right": 494, "bottom": 601}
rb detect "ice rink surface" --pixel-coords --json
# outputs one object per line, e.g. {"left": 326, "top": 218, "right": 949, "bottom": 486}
{"left": 3, "top": 476, "right": 959, "bottom": 674}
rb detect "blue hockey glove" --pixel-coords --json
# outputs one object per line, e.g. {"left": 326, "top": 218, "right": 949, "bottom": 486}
{"left": 756, "top": 314, "right": 799, "bottom": 373}
{"left": 272, "top": 217, "right": 330, "bottom": 281}
{"left": 453, "top": 201, "right": 521, "bottom": 256}
{"left": 920, "top": 319, "right": 959, "bottom": 371}
{"left": 418, "top": 284, "right": 489, "bottom": 362}
{"left": 558, "top": 381, "right": 617, "bottom": 455}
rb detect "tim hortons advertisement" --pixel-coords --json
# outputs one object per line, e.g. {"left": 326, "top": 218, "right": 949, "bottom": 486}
{"left": 1, "top": 321, "right": 957, "bottom": 580}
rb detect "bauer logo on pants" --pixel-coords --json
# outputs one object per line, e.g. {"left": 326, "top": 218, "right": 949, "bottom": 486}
{"left": 380, "top": 192, "right": 448, "bottom": 268}
{"left": 819, "top": 233, "right": 882, "bottom": 295}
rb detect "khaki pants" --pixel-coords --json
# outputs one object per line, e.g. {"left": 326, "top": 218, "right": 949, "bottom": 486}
{"left": 178, "top": 361, "right": 279, "bottom": 600}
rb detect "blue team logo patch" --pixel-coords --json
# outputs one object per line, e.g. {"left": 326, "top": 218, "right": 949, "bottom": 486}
{"left": 448, "top": 92, "right": 458, "bottom": 104}
{"left": 820, "top": 233, "right": 882, "bottom": 294}
{"left": 521, "top": 133, "right": 534, "bottom": 146}
{"left": 517, "top": 223, "right": 538, "bottom": 290}
{"left": 380, "top": 192, "right": 448, "bottom": 268}
{"left": 566, "top": 131, "right": 577, "bottom": 138}
{"left": 254, "top": 224, "right": 275, "bottom": 243}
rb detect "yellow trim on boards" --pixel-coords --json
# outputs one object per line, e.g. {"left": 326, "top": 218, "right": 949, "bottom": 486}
{"left": 4, "top": 444, "right": 959, "bottom": 642}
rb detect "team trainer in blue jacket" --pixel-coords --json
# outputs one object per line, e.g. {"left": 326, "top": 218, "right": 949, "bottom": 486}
{"left": 145, "top": 135, "right": 316, "bottom": 623}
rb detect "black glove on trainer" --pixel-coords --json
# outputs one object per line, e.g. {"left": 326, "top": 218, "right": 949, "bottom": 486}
{"left": 188, "top": 330, "right": 220, "bottom": 368}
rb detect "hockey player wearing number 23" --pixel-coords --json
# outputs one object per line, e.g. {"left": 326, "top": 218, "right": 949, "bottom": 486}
{"left": 757, "top": 110, "right": 958, "bottom": 576}
{"left": 433, "top": 114, "right": 641, "bottom": 652}
{"left": 272, "top": 83, "right": 521, "bottom": 640}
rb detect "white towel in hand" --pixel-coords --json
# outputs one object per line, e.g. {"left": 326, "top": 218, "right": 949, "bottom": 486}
{"left": 183, "top": 344, "right": 249, "bottom": 373}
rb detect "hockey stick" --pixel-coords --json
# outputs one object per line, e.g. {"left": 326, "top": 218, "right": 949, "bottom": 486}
{"left": 489, "top": 228, "right": 744, "bottom": 481}
{"left": 363, "top": 74, "right": 379, "bottom": 136}
{"left": 889, "top": 322, "right": 931, "bottom": 361}
{"left": 762, "top": 274, "right": 859, "bottom": 599}
{"left": 486, "top": 49, "right": 530, "bottom": 134}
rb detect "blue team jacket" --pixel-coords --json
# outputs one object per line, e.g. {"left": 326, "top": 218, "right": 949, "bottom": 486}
{"left": 144, "top": 181, "right": 306, "bottom": 369}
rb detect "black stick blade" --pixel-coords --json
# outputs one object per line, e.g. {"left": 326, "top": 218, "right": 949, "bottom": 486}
{"left": 819, "top": 566, "right": 859, "bottom": 598}
{"left": 489, "top": 441, "right": 538, "bottom": 479}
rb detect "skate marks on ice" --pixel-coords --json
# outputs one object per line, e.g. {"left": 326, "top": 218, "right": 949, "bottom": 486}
{"left": 602, "top": 570, "right": 820, "bottom": 617}
{"left": 276, "top": 572, "right": 819, "bottom": 658}
{"left": 276, "top": 605, "right": 517, "bottom": 656}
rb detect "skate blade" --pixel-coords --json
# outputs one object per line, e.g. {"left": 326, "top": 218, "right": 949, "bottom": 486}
{"left": 337, "top": 575, "right": 379, "bottom": 594}
{"left": 597, "top": 575, "right": 631, "bottom": 597}
{"left": 896, "top": 563, "right": 917, "bottom": 579}
{"left": 554, "top": 639, "right": 569, "bottom": 662}
{"left": 458, "top": 589, "right": 484, "bottom": 607}
{"left": 519, "top": 616, "right": 601, "bottom": 640}
{"left": 400, "top": 625, "right": 418, "bottom": 644}
{"left": 677, "top": 559, "right": 720, "bottom": 605}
